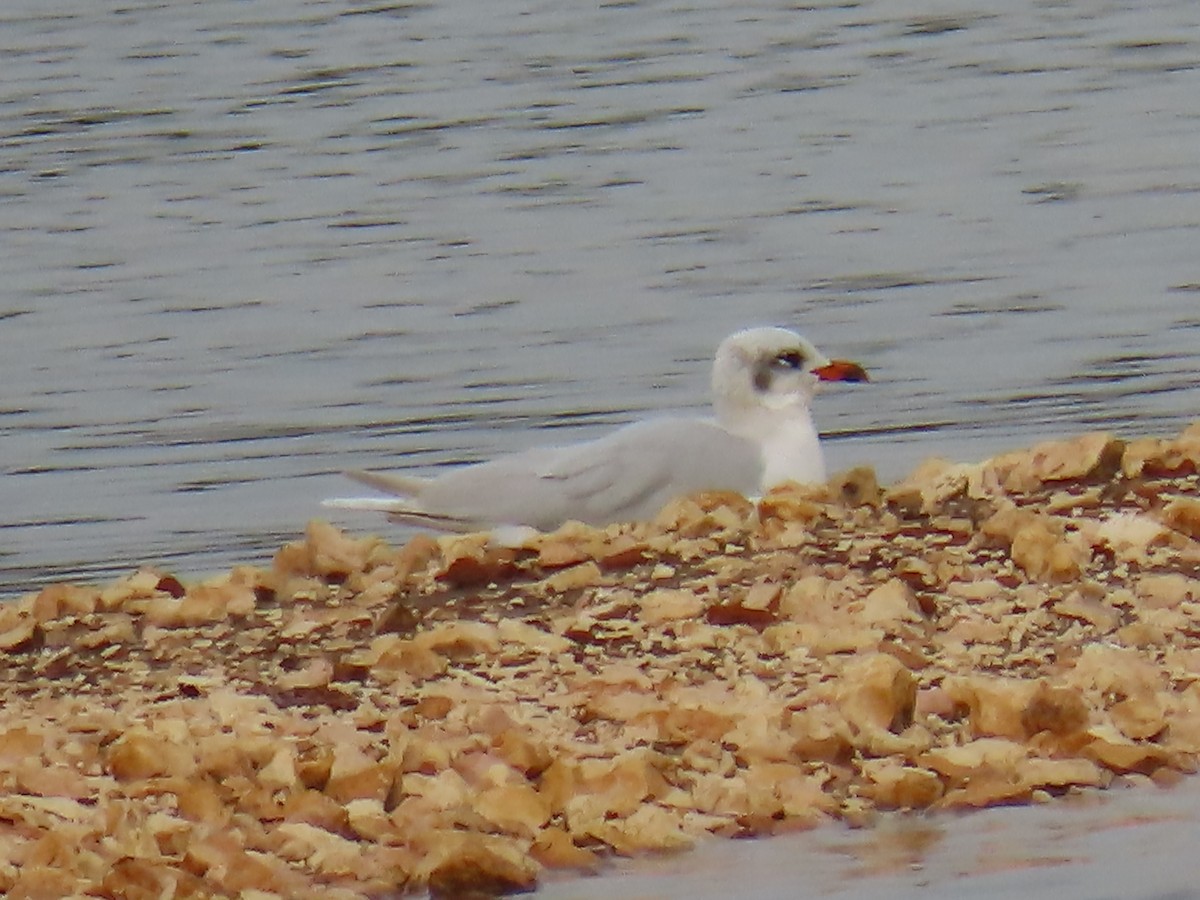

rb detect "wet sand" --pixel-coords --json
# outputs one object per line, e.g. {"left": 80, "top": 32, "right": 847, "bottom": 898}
{"left": 2, "top": 423, "right": 1199, "bottom": 897}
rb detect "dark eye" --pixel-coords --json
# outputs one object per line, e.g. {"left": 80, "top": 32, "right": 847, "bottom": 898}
{"left": 772, "top": 350, "right": 805, "bottom": 370}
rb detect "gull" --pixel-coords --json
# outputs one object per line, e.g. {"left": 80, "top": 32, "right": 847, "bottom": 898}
{"left": 323, "top": 327, "right": 867, "bottom": 532}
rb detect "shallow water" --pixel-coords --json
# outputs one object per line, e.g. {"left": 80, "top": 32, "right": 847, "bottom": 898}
{"left": 3, "top": 0, "right": 1199, "bottom": 594}
{"left": 537, "top": 777, "right": 1200, "bottom": 900}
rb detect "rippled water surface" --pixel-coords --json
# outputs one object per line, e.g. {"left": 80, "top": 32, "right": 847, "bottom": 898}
{"left": 3, "top": 0, "right": 1199, "bottom": 592}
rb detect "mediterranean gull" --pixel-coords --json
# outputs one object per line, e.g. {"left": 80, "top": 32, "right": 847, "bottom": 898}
{"left": 323, "top": 327, "right": 868, "bottom": 532}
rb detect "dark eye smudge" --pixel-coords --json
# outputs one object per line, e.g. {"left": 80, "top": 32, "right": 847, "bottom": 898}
{"left": 755, "top": 349, "right": 806, "bottom": 391}
{"left": 773, "top": 350, "right": 805, "bottom": 370}
{"left": 753, "top": 360, "right": 773, "bottom": 392}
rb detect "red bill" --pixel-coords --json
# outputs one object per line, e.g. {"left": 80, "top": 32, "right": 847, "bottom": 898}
{"left": 813, "top": 359, "right": 869, "bottom": 382}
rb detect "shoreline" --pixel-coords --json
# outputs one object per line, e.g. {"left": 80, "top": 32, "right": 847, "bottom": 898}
{"left": 2, "top": 422, "right": 1199, "bottom": 897}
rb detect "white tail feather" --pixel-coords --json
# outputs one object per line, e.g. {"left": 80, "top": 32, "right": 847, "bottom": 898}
{"left": 321, "top": 497, "right": 411, "bottom": 513}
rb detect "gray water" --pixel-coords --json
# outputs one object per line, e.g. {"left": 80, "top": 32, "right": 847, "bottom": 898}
{"left": 538, "top": 775, "right": 1200, "bottom": 900}
{"left": 3, "top": 0, "right": 1198, "bottom": 596}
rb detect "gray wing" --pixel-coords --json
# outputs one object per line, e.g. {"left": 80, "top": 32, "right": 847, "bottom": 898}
{"left": 417, "top": 417, "right": 763, "bottom": 531}
{"left": 343, "top": 469, "right": 428, "bottom": 497}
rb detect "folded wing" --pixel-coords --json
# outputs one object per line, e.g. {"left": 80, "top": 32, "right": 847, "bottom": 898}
{"left": 325, "top": 417, "right": 762, "bottom": 533}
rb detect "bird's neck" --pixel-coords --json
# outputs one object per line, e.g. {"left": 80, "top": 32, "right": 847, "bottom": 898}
{"left": 717, "top": 401, "right": 826, "bottom": 489}
{"left": 760, "top": 417, "right": 826, "bottom": 488}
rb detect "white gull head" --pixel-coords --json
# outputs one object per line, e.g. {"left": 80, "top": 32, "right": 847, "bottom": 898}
{"left": 711, "top": 327, "right": 868, "bottom": 488}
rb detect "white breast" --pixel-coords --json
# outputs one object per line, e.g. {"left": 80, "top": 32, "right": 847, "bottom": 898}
{"left": 758, "top": 416, "right": 826, "bottom": 489}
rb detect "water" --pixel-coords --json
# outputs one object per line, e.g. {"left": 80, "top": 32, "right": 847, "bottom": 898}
{"left": 2, "top": 0, "right": 1199, "bottom": 594}
{"left": 538, "top": 776, "right": 1200, "bottom": 900}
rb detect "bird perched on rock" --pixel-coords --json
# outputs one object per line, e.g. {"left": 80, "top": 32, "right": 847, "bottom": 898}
{"left": 324, "top": 327, "right": 867, "bottom": 532}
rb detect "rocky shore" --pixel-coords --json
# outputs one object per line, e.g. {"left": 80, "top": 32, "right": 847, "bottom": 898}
{"left": 2, "top": 423, "right": 1199, "bottom": 898}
